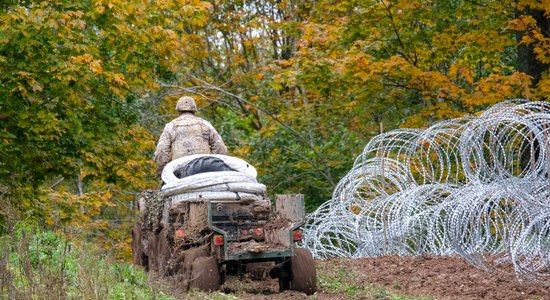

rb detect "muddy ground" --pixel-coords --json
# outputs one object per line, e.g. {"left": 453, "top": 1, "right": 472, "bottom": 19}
{"left": 197, "top": 255, "right": 550, "bottom": 300}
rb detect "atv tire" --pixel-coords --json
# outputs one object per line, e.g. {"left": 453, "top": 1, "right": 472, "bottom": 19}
{"left": 131, "top": 221, "right": 148, "bottom": 268}
{"left": 189, "top": 256, "right": 221, "bottom": 292}
{"left": 289, "top": 248, "right": 317, "bottom": 295}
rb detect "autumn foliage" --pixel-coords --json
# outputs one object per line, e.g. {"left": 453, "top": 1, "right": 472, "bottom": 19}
{"left": 0, "top": 0, "right": 548, "bottom": 258}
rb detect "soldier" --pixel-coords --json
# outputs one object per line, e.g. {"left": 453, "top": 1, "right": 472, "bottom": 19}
{"left": 153, "top": 96, "right": 228, "bottom": 176}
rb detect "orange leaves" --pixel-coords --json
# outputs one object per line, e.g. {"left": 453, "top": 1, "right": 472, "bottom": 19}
{"left": 449, "top": 64, "right": 474, "bottom": 84}
{"left": 111, "top": 73, "right": 128, "bottom": 87}
{"left": 462, "top": 73, "right": 531, "bottom": 106}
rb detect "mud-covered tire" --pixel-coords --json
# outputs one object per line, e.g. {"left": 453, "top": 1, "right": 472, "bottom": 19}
{"left": 290, "top": 248, "right": 317, "bottom": 295}
{"left": 131, "top": 222, "right": 148, "bottom": 267}
{"left": 189, "top": 256, "right": 221, "bottom": 292}
{"left": 147, "top": 232, "right": 159, "bottom": 272}
{"left": 157, "top": 228, "right": 173, "bottom": 275}
{"left": 182, "top": 246, "right": 209, "bottom": 273}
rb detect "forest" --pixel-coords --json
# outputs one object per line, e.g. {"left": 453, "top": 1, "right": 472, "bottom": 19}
{"left": 0, "top": 0, "right": 548, "bottom": 298}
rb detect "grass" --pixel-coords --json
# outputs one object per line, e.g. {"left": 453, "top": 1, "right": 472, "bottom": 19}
{"left": 0, "top": 222, "right": 173, "bottom": 300}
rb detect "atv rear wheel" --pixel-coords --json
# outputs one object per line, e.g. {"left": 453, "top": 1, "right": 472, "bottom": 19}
{"left": 289, "top": 248, "right": 317, "bottom": 295}
{"left": 131, "top": 222, "right": 148, "bottom": 267}
{"left": 189, "top": 256, "right": 221, "bottom": 292}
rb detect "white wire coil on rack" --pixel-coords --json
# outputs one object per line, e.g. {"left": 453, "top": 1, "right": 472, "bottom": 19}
{"left": 161, "top": 171, "right": 263, "bottom": 197}
{"left": 160, "top": 156, "right": 266, "bottom": 203}
{"left": 303, "top": 99, "right": 550, "bottom": 284}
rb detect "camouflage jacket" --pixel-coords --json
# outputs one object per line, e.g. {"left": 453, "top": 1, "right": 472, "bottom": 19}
{"left": 153, "top": 113, "right": 227, "bottom": 176}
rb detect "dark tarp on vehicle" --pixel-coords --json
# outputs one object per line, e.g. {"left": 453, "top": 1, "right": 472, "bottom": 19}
{"left": 174, "top": 156, "right": 237, "bottom": 178}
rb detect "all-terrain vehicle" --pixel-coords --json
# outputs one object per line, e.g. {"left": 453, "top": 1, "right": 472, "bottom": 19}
{"left": 131, "top": 155, "right": 317, "bottom": 295}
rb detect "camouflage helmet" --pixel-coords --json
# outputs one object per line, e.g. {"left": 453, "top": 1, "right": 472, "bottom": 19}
{"left": 175, "top": 96, "right": 197, "bottom": 112}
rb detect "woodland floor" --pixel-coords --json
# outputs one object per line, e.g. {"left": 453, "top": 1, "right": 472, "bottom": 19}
{"left": 189, "top": 255, "right": 550, "bottom": 300}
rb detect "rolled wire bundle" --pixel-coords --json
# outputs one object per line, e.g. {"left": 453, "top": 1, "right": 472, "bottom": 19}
{"left": 511, "top": 210, "right": 550, "bottom": 283}
{"left": 406, "top": 119, "right": 469, "bottom": 185}
{"left": 332, "top": 158, "right": 413, "bottom": 205}
{"left": 444, "top": 180, "right": 534, "bottom": 270}
{"left": 383, "top": 184, "right": 457, "bottom": 256}
{"left": 459, "top": 109, "right": 550, "bottom": 183}
{"left": 302, "top": 200, "right": 361, "bottom": 258}
{"left": 303, "top": 99, "right": 550, "bottom": 284}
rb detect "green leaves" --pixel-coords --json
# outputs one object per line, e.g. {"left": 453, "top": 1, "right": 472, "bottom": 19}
{"left": 1, "top": 0, "right": 548, "bottom": 258}
{"left": 0, "top": 0, "right": 211, "bottom": 239}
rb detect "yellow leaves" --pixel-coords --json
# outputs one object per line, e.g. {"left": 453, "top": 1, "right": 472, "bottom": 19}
{"left": 510, "top": 8, "right": 550, "bottom": 65}
{"left": 508, "top": 15, "right": 536, "bottom": 31}
{"left": 298, "top": 22, "right": 343, "bottom": 49}
{"left": 80, "top": 167, "right": 99, "bottom": 179}
{"left": 173, "top": 0, "right": 212, "bottom": 27}
{"left": 233, "top": 144, "right": 252, "bottom": 158}
{"left": 269, "top": 82, "right": 283, "bottom": 91}
{"left": 71, "top": 53, "right": 94, "bottom": 64}
{"left": 71, "top": 54, "right": 91, "bottom": 64}
{"left": 17, "top": 71, "right": 45, "bottom": 96}
{"left": 458, "top": 30, "right": 513, "bottom": 54}
{"left": 258, "top": 122, "right": 278, "bottom": 138}
{"left": 277, "top": 60, "right": 293, "bottom": 68}
{"left": 516, "top": 0, "right": 550, "bottom": 13}
{"left": 403, "top": 102, "right": 467, "bottom": 128}
{"left": 255, "top": 73, "right": 265, "bottom": 81}
{"left": 71, "top": 54, "right": 103, "bottom": 75}
{"left": 116, "top": 159, "right": 149, "bottom": 188}
{"left": 92, "top": 0, "right": 115, "bottom": 14}
{"left": 537, "top": 74, "right": 550, "bottom": 92}
{"left": 105, "top": 72, "right": 129, "bottom": 96}
{"left": 271, "top": 148, "right": 282, "bottom": 157}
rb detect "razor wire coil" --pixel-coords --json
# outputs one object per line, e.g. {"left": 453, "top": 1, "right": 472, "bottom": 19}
{"left": 303, "top": 99, "right": 550, "bottom": 284}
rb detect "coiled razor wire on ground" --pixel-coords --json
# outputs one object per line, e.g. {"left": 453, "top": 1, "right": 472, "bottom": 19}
{"left": 303, "top": 99, "right": 550, "bottom": 284}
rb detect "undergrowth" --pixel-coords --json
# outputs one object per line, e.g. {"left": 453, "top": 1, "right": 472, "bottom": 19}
{"left": 0, "top": 222, "right": 173, "bottom": 300}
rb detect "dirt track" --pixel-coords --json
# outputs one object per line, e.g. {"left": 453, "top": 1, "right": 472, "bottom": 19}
{"left": 336, "top": 255, "right": 549, "bottom": 300}
{"left": 214, "top": 255, "right": 550, "bottom": 300}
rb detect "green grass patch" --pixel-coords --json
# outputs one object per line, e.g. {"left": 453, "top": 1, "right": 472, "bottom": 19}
{"left": 0, "top": 222, "right": 173, "bottom": 300}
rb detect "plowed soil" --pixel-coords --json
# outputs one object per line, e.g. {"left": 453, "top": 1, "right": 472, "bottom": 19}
{"left": 216, "top": 255, "right": 550, "bottom": 300}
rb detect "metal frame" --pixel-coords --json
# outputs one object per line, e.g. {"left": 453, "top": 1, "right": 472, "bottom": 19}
{"left": 207, "top": 200, "right": 297, "bottom": 261}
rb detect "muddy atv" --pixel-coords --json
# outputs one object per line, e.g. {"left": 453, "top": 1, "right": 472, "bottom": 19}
{"left": 131, "top": 156, "right": 316, "bottom": 295}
